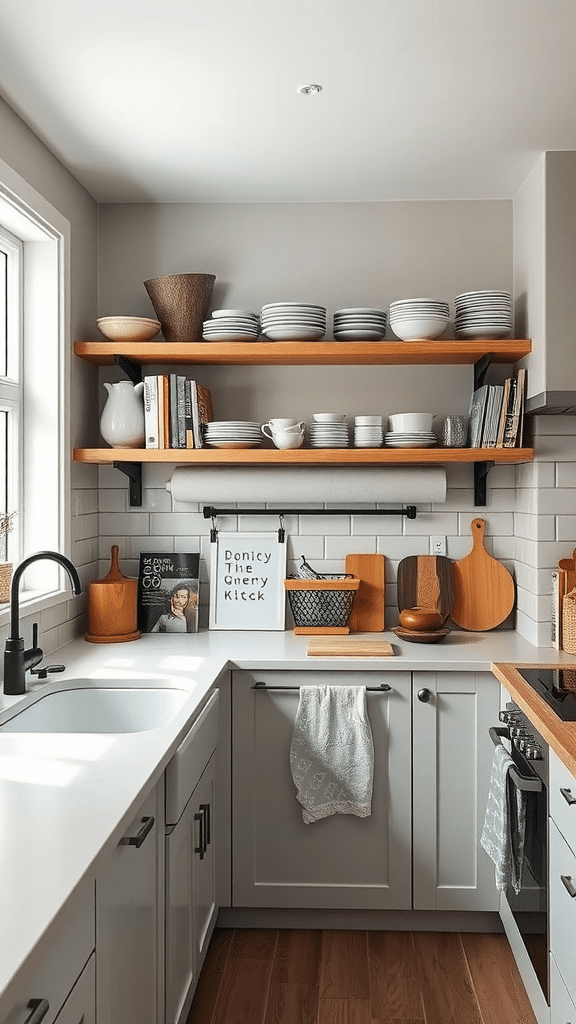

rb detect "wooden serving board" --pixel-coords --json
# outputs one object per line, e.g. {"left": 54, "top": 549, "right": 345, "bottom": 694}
{"left": 452, "top": 518, "right": 515, "bottom": 631}
{"left": 307, "top": 637, "right": 394, "bottom": 657}
{"left": 397, "top": 555, "right": 455, "bottom": 616}
{"left": 345, "top": 553, "right": 385, "bottom": 632}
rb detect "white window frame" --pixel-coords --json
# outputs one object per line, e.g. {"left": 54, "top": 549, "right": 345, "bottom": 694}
{"left": 0, "top": 224, "right": 23, "bottom": 563}
{"left": 0, "top": 159, "right": 71, "bottom": 620}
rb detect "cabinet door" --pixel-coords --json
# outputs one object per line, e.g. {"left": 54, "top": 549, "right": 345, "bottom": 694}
{"left": 165, "top": 757, "right": 217, "bottom": 1024}
{"left": 53, "top": 954, "right": 95, "bottom": 1024}
{"left": 551, "top": 953, "right": 576, "bottom": 1024}
{"left": 232, "top": 669, "right": 412, "bottom": 910}
{"left": 96, "top": 783, "right": 163, "bottom": 1024}
{"left": 412, "top": 671, "right": 500, "bottom": 911}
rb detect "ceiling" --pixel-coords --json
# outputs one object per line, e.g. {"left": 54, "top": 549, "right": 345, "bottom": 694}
{"left": 0, "top": 0, "right": 575, "bottom": 204}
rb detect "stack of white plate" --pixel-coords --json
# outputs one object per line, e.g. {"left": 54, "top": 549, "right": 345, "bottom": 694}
{"left": 308, "top": 413, "right": 349, "bottom": 448}
{"left": 203, "top": 421, "right": 263, "bottom": 449}
{"left": 389, "top": 298, "right": 449, "bottom": 341}
{"left": 202, "top": 309, "right": 260, "bottom": 342}
{"left": 333, "top": 308, "right": 387, "bottom": 341}
{"left": 354, "top": 415, "right": 383, "bottom": 447}
{"left": 454, "top": 290, "right": 512, "bottom": 339}
{"left": 260, "top": 303, "right": 327, "bottom": 341}
{"left": 384, "top": 430, "right": 437, "bottom": 448}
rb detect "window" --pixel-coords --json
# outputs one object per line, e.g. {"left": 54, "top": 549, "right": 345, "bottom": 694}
{"left": 0, "top": 225, "right": 22, "bottom": 563}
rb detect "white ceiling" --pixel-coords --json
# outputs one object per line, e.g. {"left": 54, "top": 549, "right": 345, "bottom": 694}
{"left": 0, "top": 0, "right": 575, "bottom": 204}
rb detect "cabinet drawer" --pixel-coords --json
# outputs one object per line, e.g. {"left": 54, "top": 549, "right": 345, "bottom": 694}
{"left": 4, "top": 885, "right": 95, "bottom": 1024}
{"left": 550, "top": 817, "right": 576, "bottom": 1003}
{"left": 551, "top": 953, "right": 576, "bottom": 1024}
{"left": 165, "top": 690, "right": 219, "bottom": 825}
{"left": 550, "top": 747, "right": 576, "bottom": 854}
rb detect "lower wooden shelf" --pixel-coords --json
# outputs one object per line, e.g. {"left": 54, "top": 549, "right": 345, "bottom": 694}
{"left": 73, "top": 446, "right": 534, "bottom": 465}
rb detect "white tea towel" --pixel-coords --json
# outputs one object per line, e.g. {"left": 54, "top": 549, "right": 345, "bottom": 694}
{"left": 290, "top": 685, "right": 374, "bottom": 824}
{"left": 480, "top": 742, "right": 527, "bottom": 894}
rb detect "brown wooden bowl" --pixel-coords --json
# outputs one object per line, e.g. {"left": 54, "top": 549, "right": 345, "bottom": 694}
{"left": 398, "top": 606, "right": 446, "bottom": 631}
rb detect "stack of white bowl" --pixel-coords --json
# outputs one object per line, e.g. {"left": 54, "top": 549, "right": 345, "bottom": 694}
{"left": 308, "top": 413, "right": 349, "bottom": 448}
{"left": 454, "top": 290, "right": 512, "bottom": 339}
{"left": 260, "top": 302, "right": 326, "bottom": 341}
{"left": 204, "top": 421, "right": 263, "bottom": 449}
{"left": 354, "top": 415, "right": 384, "bottom": 447}
{"left": 333, "top": 308, "right": 387, "bottom": 341}
{"left": 202, "top": 309, "right": 260, "bottom": 341}
{"left": 385, "top": 412, "right": 437, "bottom": 448}
{"left": 389, "top": 298, "right": 449, "bottom": 341}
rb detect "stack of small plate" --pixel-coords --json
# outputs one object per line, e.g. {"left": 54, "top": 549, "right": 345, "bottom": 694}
{"left": 260, "top": 303, "right": 327, "bottom": 341}
{"left": 203, "top": 421, "right": 263, "bottom": 449}
{"left": 333, "top": 308, "right": 387, "bottom": 341}
{"left": 202, "top": 309, "right": 260, "bottom": 342}
{"left": 354, "top": 416, "right": 384, "bottom": 447}
{"left": 308, "top": 413, "right": 349, "bottom": 448}
{"left": 454, "top": 290, "right": 512, "bottom": 339}
{"left": 389, "top": 298, "right": 449, "bottom": 341}
{"left": 384, "top": 430, "right": 437, "bottom": 448}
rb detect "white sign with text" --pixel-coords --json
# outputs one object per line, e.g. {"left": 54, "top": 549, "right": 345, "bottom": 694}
{"left": 209, "top": 532, "right": 286, "bottom": 630}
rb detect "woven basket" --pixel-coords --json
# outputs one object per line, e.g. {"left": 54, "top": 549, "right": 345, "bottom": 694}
{"left": 562, "top": 588, "right": 576, "bottom": 654}
{"left": 284, "top": 574, "right": 360, "bottom": 628}
{"left": 143, "top": 273, "right": 215, "bottom": 342}
{"left": 0, "top": 562, "right": 12, "bottom": 603}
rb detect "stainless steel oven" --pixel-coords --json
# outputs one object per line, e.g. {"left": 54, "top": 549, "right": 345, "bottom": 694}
{"left": 492, "top": 700, "right": 549, "bottom": 1004}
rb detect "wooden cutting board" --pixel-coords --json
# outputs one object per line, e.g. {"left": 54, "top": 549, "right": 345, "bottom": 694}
{"left": 345, "top": 553, "right": 386, "bottom": 632}
{"left": 452, "top": 517, "right": 515, "bottom": 631}
{"left": 307, "top": 636, "right": 394, "bottom": 657}
{"left": 397, "top": 555, "right": 455, "bottom": 616}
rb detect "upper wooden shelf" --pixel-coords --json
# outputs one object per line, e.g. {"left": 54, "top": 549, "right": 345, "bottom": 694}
{"left": 74, "top": 338, "right": 531, "bottom": 368}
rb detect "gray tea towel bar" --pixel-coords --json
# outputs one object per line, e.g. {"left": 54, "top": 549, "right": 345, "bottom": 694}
{"left": 252, "top": 682, "right": 392, "bottom": 693}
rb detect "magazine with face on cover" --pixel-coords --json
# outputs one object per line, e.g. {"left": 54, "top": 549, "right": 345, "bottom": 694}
{"left": 137, "top": 551, "right": 200, "bottom": 633}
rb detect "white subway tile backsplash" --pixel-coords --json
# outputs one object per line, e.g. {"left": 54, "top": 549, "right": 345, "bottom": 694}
{"left": 533, "top": 416, "right": 576, "bottom": 435}
{"left": 300, "top": 515, "right": 349, "bottom": 535}
{"left": 72, "top": 512, "right": 99, "bottom": 542}
{"left": 557, "top": 463, "right": 576, "bottom": 487}
{"left": 352, "top": 515, "right": 402, "bottom": 536}
{"left": 99, "top": 512, "right": 150, "bottom": 536}
{"left": 379, "top": 536, "right": 429, "bottom": 559}
{"left": 514, "top": 513, "right": 555, "bottom": 542}
{"left": 536, "top": 488, "right": 576, "bottom": 515}
{"left": 404, "top": 512, "right": 459, "bottom": 536}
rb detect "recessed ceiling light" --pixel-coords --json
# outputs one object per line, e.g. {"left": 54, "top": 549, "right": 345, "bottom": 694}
{"left": 298, "top": 84, "right": 322, "bottom": 95}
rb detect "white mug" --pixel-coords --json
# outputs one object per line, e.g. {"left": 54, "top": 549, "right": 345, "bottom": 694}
{"left": 261, "top": 421, "right": 304, "bottom": 440}
{"left": 269, "top": 428, "right": 304, "bottom": 450}
{"left": 268, "top": 418, "right": 300, "bottom": 430}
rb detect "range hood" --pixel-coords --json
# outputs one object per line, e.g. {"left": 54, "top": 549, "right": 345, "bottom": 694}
{"left": 525, "top": 392, "right": 576, "bottom": 415}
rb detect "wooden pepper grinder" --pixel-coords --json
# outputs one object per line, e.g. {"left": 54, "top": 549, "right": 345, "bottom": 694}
{"left": 85, "top": 544, "right": 140, "bottom": 643}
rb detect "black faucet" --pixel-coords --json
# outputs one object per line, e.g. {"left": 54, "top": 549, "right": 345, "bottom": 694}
{"left": 3, "top": 551, "right": 82, "bottom": 695}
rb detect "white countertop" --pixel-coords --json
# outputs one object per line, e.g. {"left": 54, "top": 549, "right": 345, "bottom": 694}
{"left": 0, "top": 626, "right": 573, "bottom": 1016}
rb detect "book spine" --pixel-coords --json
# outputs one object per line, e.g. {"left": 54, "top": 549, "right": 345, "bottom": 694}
{"left": 190, "top": 381, "right": 202, "bottom": 448}
{"left": 169, "top": 374, "right": 179, "bottom": 449}
{"left": 176, "top": 375, "right": 187, "bottom": 448}
{"left": 552, "top": 568, "right": 565, "bottom": 650}
{"left": 502, "top": 378, "right": 518, "bottom": 447}
{"left": 184, "top": 379, "right": 195, "bottom": 448}
{"left": 143, "top": 375, "right": 159, "bottom": 449}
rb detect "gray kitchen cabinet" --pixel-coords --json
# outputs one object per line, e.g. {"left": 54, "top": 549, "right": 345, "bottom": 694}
{"left": 165, "top": 692, "right": 219, "bottom": 1024}
{"left": 412, "top": 671, "right": 500, "bottom": 911}
{"left": 96, "top": 782, "right": 164, "bottom": 1024}
{"left": 2, "top": 886, "right": 95, "bottom": 1024}
{"left": 549, "top": 748, "right": 576, "bottom": 1023}
{"left": 231, "top": 669, "right": 412, "bottom": 910}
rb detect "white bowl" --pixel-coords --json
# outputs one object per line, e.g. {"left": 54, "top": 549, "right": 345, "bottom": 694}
{"left": 389, "top": 412, "right": 435, "bottom": 432}
{"left": 389, "top": 318, "right": 448, "bottom": 341}
{"left": 312, "top": 412, "right": 346, "bottom": 423}
{"left": 97, "top": 316, "right": 161, "bottom": 342}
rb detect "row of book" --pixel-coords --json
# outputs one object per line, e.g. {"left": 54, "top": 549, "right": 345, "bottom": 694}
{"left": 467, "top": 368, "right": 526, "bottom": 449}
{"left": 143, "top": 375, "right": 213, "bottom": 449}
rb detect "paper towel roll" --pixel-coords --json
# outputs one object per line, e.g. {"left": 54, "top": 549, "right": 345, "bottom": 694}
{"left": 166, "top": 465, "right": 446, "bottom": 505}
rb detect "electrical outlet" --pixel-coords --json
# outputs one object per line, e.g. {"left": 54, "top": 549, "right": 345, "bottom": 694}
{"left": 430, "top": 535, "right": 446, "bottom": 556}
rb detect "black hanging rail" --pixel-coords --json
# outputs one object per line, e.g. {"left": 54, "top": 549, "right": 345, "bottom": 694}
{"left": 252, "top": 682, "right": 392, "bottom": 692}
{"left": 203, "top": 505, "right": 417, "bottom": 520}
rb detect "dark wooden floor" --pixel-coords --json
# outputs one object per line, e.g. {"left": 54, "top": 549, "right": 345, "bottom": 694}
{"left": 186, "top": 928, "right": 538, "bottom": 1024}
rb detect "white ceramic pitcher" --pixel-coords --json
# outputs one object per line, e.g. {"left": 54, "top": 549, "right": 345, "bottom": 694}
{"left": 100, "top": 380, "right": 145, "bottom": 448}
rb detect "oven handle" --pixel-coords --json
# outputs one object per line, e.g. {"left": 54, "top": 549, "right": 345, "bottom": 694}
{"left": 489, "top": 727, "right": 543, "bottom": 792}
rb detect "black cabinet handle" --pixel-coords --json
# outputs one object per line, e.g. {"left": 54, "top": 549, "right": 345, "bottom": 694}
{"left": 561, "top": 787, "right": 576, "bottom": 806}
{"left": 417, "top": 687, "right": 433, "bottom": 703}
{"left": 194, "top": 811, "right": 204, "bottom": 859}
{"left": 561, "top": 874, "right": 576, "bottom": 898}
{"left": 120, "top": 815, "right": 155, "bottom": 849}
{"left": 24, "top": 1000, "right": 49, "bottom": 1024}
{"left": 200, "top": 802, "right": 211, "bottom": 848}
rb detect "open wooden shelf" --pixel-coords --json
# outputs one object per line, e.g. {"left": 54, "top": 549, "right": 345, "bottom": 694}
{"left": 73, "top": 446, "right": 534, "bottom": 466}
{"left": 74, "top": 338, "right": 532, "bottom": 367}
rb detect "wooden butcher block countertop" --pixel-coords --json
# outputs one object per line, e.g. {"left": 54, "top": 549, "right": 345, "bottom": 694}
{"left": 492, "top": 662, "right": 576, "bottom": 777}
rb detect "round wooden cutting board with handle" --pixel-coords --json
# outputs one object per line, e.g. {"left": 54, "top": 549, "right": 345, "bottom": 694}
{"left": 452, "top": 518, "right": 515, "bottom": 631}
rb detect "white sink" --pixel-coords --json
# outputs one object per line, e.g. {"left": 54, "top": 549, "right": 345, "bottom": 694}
{"left": 0, "top": 685, "right": 191, "bottom": 733}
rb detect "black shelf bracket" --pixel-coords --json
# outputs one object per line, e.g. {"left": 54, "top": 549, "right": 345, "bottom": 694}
{"left": 114, "top": 354, "right": 142, "bottom": 384}
{"left": 113, "top": 462, "right": 142, "bottom": 506}
{"left": 473, "top": 461, "right": 494, "bottom": 507}
{"left": 203, "top": 505, "right": 417, "bottom": 519}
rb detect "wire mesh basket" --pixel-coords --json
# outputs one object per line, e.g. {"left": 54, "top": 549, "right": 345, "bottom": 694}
{"left": 284, "top": 574, "right": 360, "bottom": 628}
